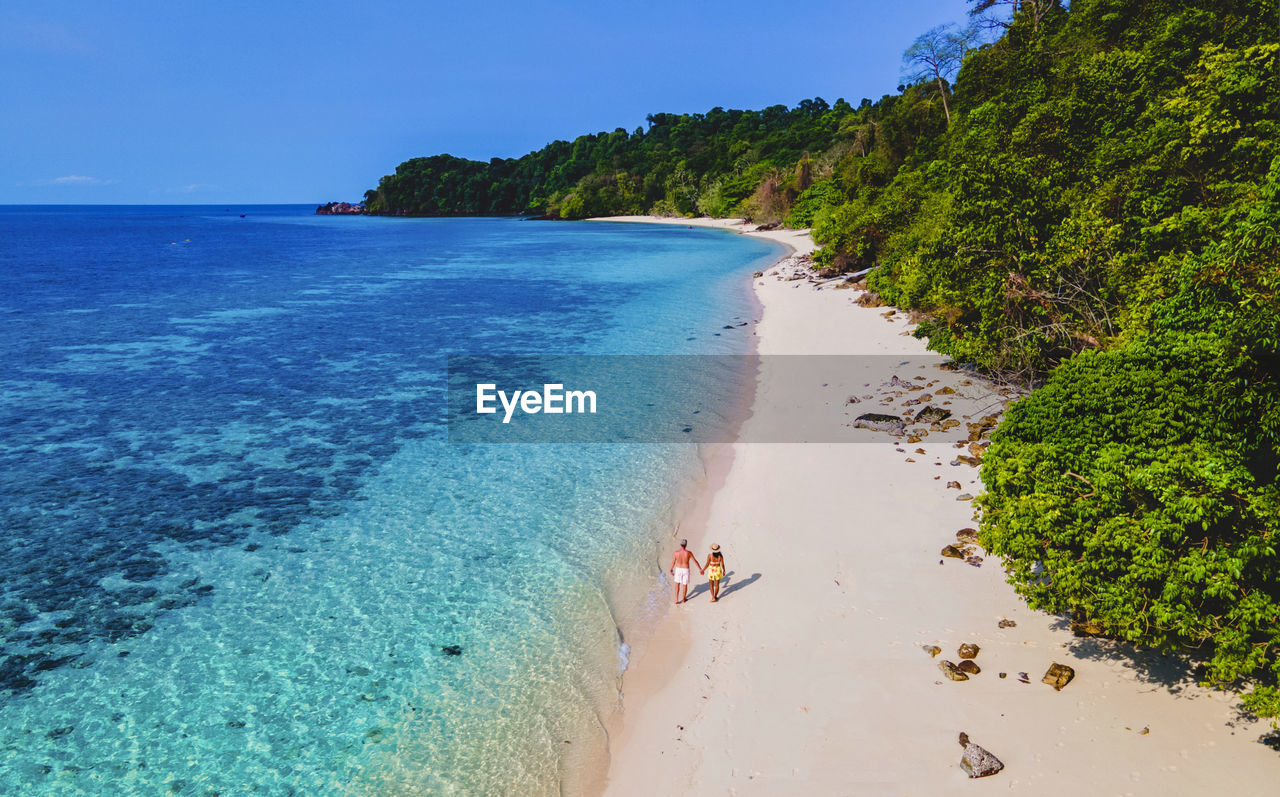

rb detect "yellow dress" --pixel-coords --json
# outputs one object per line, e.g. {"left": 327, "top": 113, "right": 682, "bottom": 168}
{"left": 707, "top": 558, "right": 724, "bottom": 581}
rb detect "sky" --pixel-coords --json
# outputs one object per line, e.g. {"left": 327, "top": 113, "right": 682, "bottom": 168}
{"left": 0, "top": 1, "right": 972, "bottom": 204}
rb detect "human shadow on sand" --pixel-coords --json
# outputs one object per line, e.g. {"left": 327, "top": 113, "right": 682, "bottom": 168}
{"left": 686, "top": 571, "right": 761, "bottom": 602}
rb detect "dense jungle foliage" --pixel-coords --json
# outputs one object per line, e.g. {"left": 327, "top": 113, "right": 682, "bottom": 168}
{"left": 365, "top": 0, "right": 1280, "bottom": 719}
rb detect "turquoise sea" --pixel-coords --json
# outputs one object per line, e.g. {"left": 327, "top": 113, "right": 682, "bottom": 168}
{"left": 0, "top": 207, "right": 782, "bottom": 794}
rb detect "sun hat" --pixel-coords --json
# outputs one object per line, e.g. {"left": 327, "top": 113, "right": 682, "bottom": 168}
{"left": 710, "top": 544, "right": 720, "bottom": 551}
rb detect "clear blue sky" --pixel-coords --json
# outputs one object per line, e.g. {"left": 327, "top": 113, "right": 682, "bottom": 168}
{"left": 1, "top": 1, "right": 971, "bottom": 204}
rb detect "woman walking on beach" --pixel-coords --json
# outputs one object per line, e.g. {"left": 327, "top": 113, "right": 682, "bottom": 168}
{"left": 702, "top": 544, "right": 726, "bottom": 602}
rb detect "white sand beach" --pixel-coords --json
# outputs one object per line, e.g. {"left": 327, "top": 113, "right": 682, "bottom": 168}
{"left": 592, "top": 217, "right": 1280, "bottom": 795}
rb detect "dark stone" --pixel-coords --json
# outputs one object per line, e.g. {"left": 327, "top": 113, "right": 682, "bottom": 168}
{"left": 913, "top": 405, "right": 951, "bottom": 425}
{"left": 441, "top": 645, "right": 463, "bottom": 657}
{"left": 46, "top": 726, "right": 74, "bottom": 740}
{"left": 853, "top": 413, "right": 906, "bottom": 435}
{"left": 226, "top": 720, "right": 246, "bottom": 729}
{"left": 941, "top": 545, "right": 965, "bottom": 559}
{"left": 922, "top": 645, "right": 941, "bottom": 658}
{"left": 957, "top": 660, "right": 981, "bottom": 675}
{"left": 998, "top": 618, "right": 1016, "bottom": 629}
{"left": 938, "top": 660, "right": 969, "bottom": 681}
{"left": 1043, "top": 662, "right": 1075, "bottom": 691}
{"left": 1070, "top": 617, "right": 1106, "bottom": 637}
{"left": 958, "top": 643, "right": 980, "bottom": 660}
{"left": 960, "top": 739, "right": 1004, "bottom": 778}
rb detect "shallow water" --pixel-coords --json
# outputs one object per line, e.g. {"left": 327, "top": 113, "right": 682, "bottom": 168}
{"left": 0, "top": 207, "right": 780, "bottom": 794}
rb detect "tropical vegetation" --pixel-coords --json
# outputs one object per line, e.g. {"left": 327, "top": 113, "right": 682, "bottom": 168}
{"left": 363, "top": 0, "right": 1280, "bottom": 719}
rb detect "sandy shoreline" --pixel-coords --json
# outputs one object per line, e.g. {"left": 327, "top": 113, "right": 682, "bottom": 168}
{"left": 589, "top": 216, "right": 1280, "bottom": 794}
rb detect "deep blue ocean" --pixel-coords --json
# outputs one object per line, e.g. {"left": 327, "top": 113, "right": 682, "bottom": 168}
{"left": 0, "top": 206, "right": 781, "bottom": 794}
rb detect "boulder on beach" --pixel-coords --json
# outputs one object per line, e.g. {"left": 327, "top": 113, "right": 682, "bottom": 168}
{"left": 938, "top": 660, "right": 969, "bottom": 681}
{"left": 853, "top": 413, "right": 906, "bottom": 435}
{"left": 913, "top": 405, "right": 951, "bottom": 424}
{"left": 959, "top": 735, "right": 1005, "bottom": 778}
{"left": 1043, "top": 662, "right": 1075, "bottom": 690}
{"left": 1070, "top": 615, "right": 1106, "bottom": 637}
{"left": 958, "top": 643, "right": 980, "bottom": 659}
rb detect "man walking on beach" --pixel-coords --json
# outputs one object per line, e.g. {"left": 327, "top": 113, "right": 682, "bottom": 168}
{"left": 670, "top": 539, "right": 701, "bottom": 605}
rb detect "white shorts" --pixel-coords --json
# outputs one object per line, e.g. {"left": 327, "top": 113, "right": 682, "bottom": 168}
{"left": 673, "top": 567, "right": 690, "bottom": 585}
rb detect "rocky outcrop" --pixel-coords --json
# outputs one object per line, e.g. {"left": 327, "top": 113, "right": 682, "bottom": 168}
{"left": 316, "top": 202, "right": 366, "bottom": 215}
{"left": 853, "top": 413, "right": 906, "bottom": 435}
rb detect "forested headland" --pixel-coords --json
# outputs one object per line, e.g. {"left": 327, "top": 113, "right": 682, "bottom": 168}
{"left": 364, "top": 0, "right": 1279, "bottom": 720}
